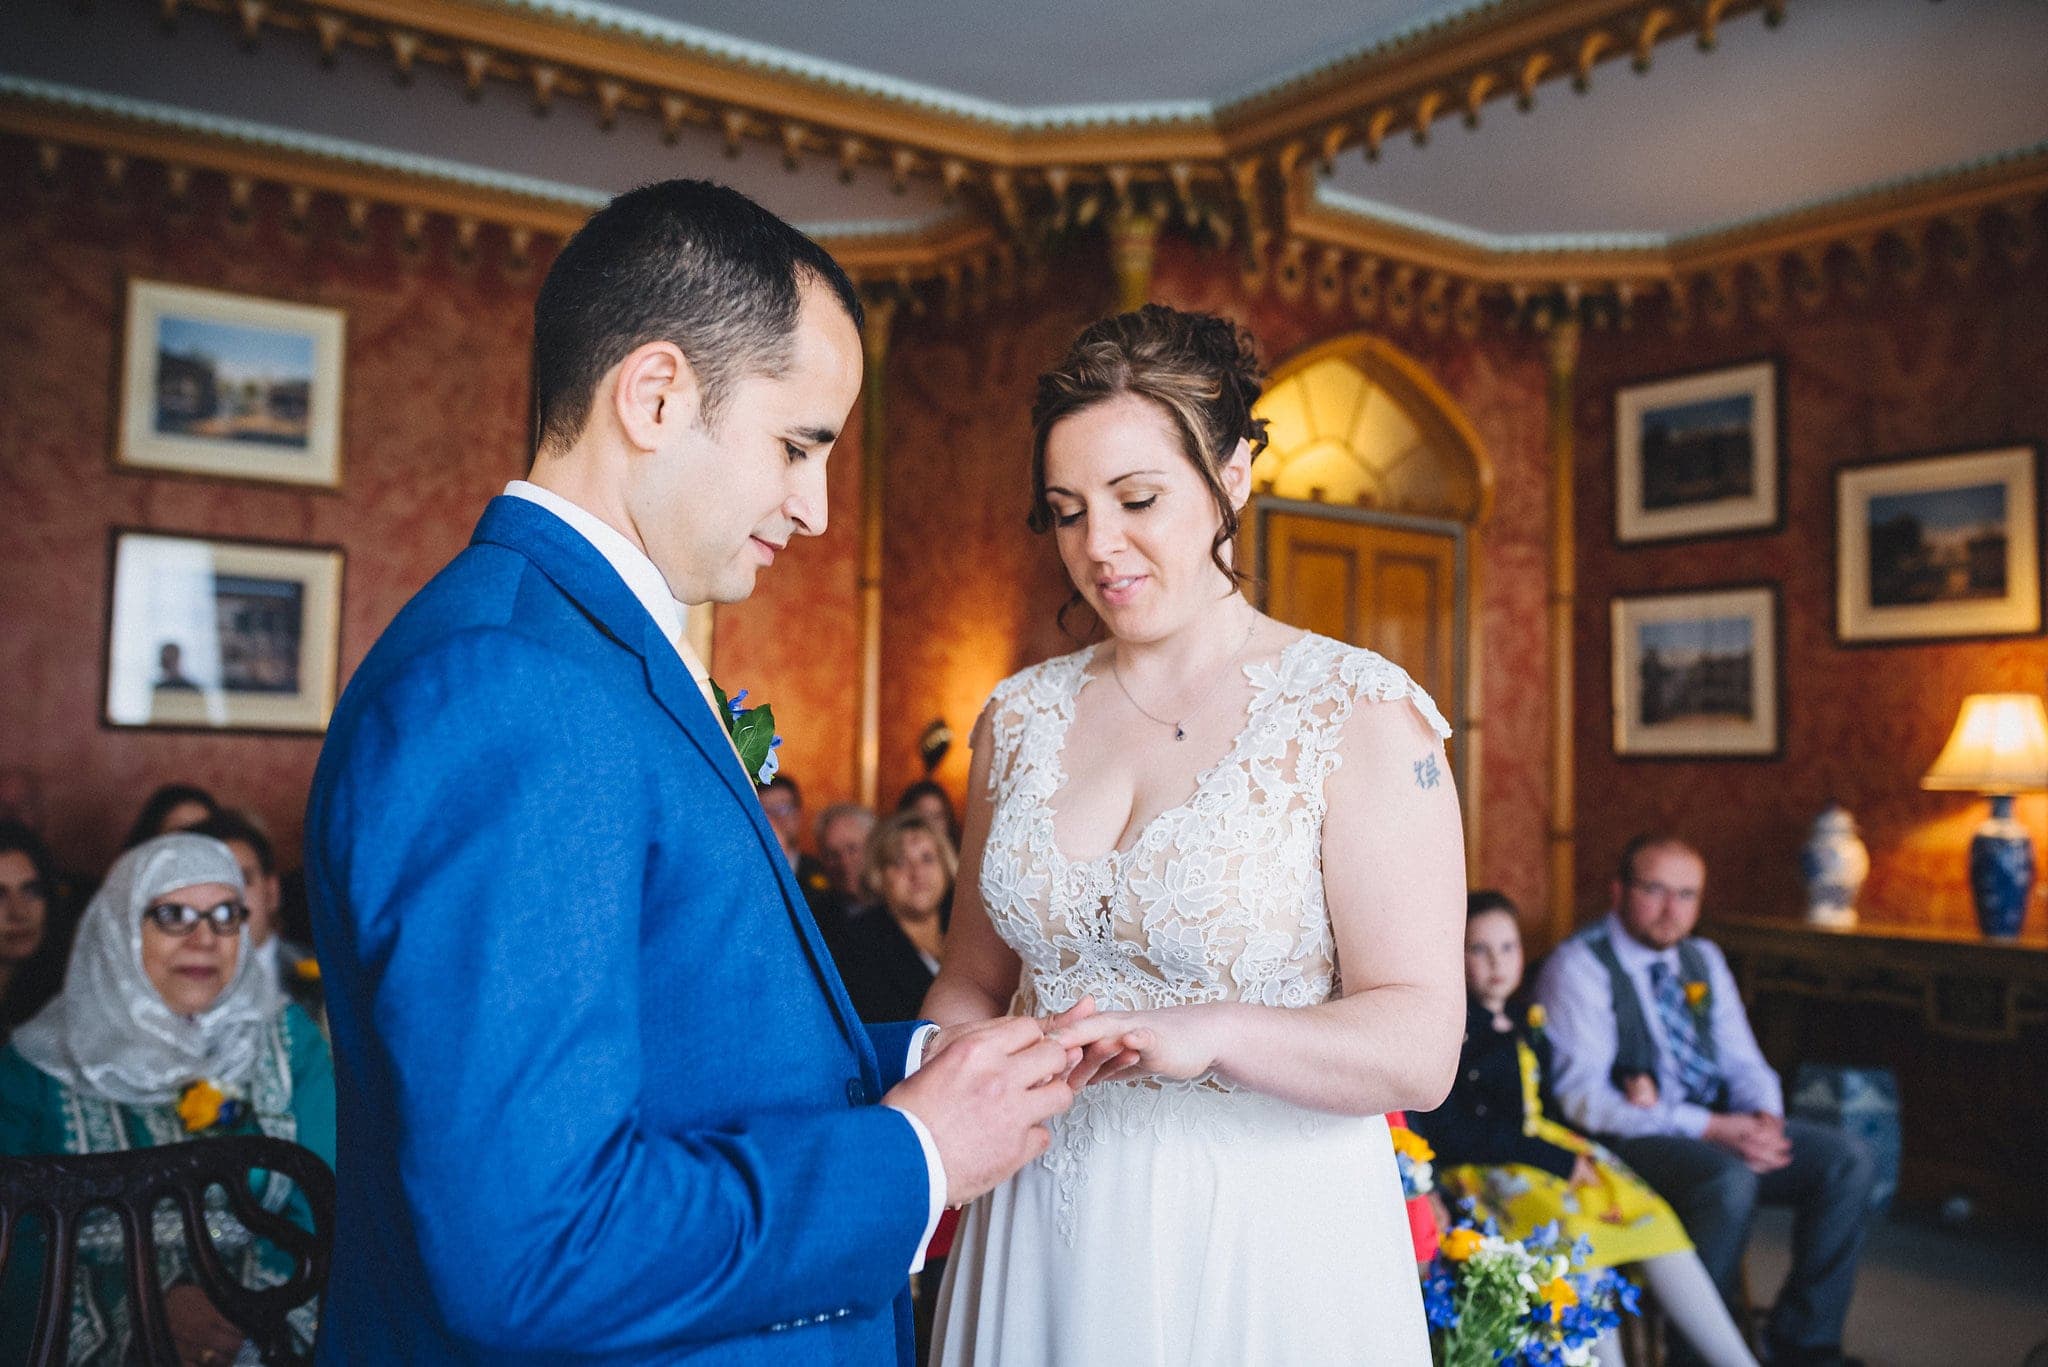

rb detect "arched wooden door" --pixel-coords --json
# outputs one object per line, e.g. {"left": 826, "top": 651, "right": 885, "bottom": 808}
{"left": 1248, "top": 337, "right": 1491, "bottom": 860}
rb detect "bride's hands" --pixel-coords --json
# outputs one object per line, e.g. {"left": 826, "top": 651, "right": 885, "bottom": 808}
{"left": 1045, "top": 1002, "right": 1228, "bottom": 1085}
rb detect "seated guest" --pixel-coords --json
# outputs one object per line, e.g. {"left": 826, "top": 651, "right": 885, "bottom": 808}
{"left": 0, "top": 833, "right": 335, "bottom": 1366}
{"left": 1536, "top": 836, "right": 1875, "bottom": 1367}
{"left": 1415, "top": 891, "right": 1757, "bottom": 1367}
{"left": 760, "top": 773, "right": 822, "bottom": 886}
{"left": 121, "top": 783, "right": 220, "bottom": 851}
{"left": 824, "top": 810, "right": 951, "bottom": 1025}
{"left": 810, "top": 802, "right": 876, "bottom": 931}
{"left": 0, "top": 820, "right": 74, "bottom": 1044}
{"left": 190, "top": 810, "right": 324, "bottom": 1026}
{"left": 895, "top": 779, "right": 958, "bottom": 847}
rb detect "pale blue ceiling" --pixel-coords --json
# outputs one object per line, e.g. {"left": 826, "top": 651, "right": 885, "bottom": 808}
{"left": 1321, "top": 0, "right": 2048, "bottom": 241}
{"left": 5, "top": 0, "right": 2043, "bottom": 242}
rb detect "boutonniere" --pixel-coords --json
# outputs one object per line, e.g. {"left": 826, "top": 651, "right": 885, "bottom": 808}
{"left": 1683, "top": 979, "right": 1711, "bottom": 1021}
{"left": 177, "top": 1079, "right": 248, "bottom": 1133}
{"left": 291, "top": 955, "right": 321, "bottom": 983}
{"left": 710, "top": 681, "right": 783, "bottom": 787}
{"left": 1525, "top": 1003, "right": 1547, "bottom": 1034}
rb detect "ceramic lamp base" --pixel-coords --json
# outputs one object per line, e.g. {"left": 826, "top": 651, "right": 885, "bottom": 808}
{"left": 1971, "top": 794, "right": 2037, "bottom": 938}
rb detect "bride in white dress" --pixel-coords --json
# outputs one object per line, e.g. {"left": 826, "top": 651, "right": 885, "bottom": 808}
{"left": 925, "top": 306, "right": 1468, "bottom": 1365}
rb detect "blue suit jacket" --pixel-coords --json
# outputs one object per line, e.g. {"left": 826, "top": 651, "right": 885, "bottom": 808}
{"left": 305, "top": 497, "right": 929, "bottom": 1364}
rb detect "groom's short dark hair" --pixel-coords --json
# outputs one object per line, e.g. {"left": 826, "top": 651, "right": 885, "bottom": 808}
{"left": 530, "top": 179, "right": 864, "bottom": 457}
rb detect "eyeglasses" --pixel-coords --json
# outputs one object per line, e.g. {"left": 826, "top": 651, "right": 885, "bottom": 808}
{"left": 1627, "top": 879, "right": 1701, "bottom": 906}
{"left": 142, "top": 900, "right": 250, "bottom": 937}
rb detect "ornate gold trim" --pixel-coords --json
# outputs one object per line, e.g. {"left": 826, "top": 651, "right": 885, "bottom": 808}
{"left": 0, "top": 98, "right": 1005, "bottom": 286}
{"left": 38, "top": 0, "right": 2048, "bottom": 323}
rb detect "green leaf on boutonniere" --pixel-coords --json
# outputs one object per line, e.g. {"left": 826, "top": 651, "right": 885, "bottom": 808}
{"left": 710, "top": 680, "right": 782, "bottom": 786}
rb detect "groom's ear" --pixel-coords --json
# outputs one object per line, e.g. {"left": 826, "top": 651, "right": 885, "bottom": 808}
{"left": 612, "top": 340, "right": 703, "bottom": 452}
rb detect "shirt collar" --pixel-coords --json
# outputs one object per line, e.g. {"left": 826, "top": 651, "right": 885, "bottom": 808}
{"left": 504, "top": 480, "right": 684, "bottom": 655}
{"left": 1603, "top": 910, "right": 1679, "bottom": 973}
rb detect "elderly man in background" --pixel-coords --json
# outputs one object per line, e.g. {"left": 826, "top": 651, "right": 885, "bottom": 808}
{"left": 1535, "top": 834, "right": 1875, "bottom": 1367}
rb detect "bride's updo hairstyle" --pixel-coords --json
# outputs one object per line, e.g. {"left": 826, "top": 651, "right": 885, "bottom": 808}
{"left": 1028, "top": 304, "right": 1269, "bottom": 595}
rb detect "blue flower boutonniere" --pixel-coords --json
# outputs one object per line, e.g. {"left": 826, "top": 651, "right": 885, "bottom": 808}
{"left": 710, "top": 681, "right": 783, "bottom": 787}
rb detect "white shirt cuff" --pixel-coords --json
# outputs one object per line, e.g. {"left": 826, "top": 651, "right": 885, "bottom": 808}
{"left": 883, "top": 1104, "right": 948, "bottom": 1274}
{"left": 905, "top": 1023, "right": 940, "bottom": 1077}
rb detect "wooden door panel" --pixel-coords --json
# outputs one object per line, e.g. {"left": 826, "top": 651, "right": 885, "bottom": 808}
{"left": 1265, "top": 511, "right": 1458, "bottom": 721}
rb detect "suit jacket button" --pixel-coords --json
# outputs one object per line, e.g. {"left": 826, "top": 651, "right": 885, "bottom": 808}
{"left": 847, "top": 1077, "right": 871, "bottom": 1106}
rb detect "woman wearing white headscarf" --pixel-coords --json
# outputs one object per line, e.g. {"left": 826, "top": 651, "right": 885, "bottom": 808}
{"left": 0, "top": 833, "right": 335, "bottom": 1366}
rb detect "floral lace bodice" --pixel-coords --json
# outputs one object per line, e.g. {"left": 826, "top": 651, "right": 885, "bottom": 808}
{"left": 976, "top": 632, "right": 1452, "bottom": 1237}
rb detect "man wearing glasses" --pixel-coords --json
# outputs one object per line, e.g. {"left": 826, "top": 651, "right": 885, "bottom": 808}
{"left": 1535, "top": 834, "right": 1876, "bottom": 1367}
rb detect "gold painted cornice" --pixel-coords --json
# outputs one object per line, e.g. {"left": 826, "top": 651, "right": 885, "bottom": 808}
{"left": 157, "top": 0, "right": 1775, "bottom": 219}
{"left": 40, "top": 0, "right": 2048, "bottom": 327}
{"left": 0, "top": 95, "right": 1006, "bottom": 287}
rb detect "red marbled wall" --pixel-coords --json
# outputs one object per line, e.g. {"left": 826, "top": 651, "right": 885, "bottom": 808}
{"left": 1572, "top": 249, "right": 2048, "bottom": 934}
{"left": 876, "top": 236, "right": 1559, "bottom": 926}
{"left": 0, "top": 138, "right": 861, "bottom": 876}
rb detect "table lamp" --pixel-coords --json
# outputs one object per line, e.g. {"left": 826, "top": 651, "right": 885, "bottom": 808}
{"left": 1920, "top": 693, "right": 2048, "bottom": 937}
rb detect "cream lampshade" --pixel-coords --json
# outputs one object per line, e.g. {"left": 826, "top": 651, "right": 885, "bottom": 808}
{"left": 1921, "top": 693, "right": 2048, "bottom": 937}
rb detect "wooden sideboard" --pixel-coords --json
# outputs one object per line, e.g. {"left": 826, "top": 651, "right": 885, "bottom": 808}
{"left": 1712, "top": 915, "right": 2048, "bottom": 1229}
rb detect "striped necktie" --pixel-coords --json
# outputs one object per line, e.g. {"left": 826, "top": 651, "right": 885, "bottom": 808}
{"left": 1649, "top": 959, "right": 1722, "bottom": 1107}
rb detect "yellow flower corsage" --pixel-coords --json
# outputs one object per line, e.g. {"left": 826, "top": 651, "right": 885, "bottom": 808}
{"left": 177, "top": 1079, "right": 247, "bottom": 1133}
{"left": 292, "top": 956, "right": 322, "bottom": 982}
{"left": 1526, "top": 1003, "right": 1547, "bottom": 1031}
{"left": 1684, "top": 980, "right": 1710, "bottom": 1015}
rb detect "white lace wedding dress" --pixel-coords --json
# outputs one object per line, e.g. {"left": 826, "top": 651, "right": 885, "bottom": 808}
{"left": 932, "top": 632, "right": 1447, "bottom": 1366}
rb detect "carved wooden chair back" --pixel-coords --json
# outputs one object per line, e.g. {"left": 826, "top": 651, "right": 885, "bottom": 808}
{"left": 0, "top": 1135, "right": 334, "bottom": 1366}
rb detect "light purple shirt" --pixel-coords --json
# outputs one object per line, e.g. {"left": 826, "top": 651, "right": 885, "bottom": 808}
{"left": 1533, "top": 912, "right": 1783, "bottom": 1142}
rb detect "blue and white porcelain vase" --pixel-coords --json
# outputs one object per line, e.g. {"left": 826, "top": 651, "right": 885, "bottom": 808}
{"left": 1801, "top": 804, "right": 1868, "bottom": 929}
{"left": 1971, "top": 794, "right": 2036, "bottom": 938}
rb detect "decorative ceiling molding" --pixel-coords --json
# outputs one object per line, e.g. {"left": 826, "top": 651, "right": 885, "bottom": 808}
{"left": 1284, "top": 144, "right": 2048, "bottom": 334}
{"left": 0, "top": 76, "right": 1003, "bottom": 289}
{"left": 151, "top": 0, "right": 1779, "bottom": 221}
{"left": 34, "top": 0, "right": 2041, "bottom": 332}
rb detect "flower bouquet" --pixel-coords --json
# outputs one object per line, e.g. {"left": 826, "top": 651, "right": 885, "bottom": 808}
{"left": 1423, "top": 1217, "right": 1639, "bottom": 1367}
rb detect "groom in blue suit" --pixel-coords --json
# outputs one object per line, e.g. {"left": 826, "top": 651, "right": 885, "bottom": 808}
{"left": 305, "top": 181, "right": 1083, "bottom": 1364}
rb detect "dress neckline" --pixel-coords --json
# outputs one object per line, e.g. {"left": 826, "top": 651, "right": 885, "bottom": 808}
{"left": 1041, "top": 632, "right": 1317, "bottom": 868}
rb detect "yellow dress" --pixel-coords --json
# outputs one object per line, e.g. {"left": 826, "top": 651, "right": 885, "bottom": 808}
{"left": 1437, "top": 1037, "right": 1692, "bottom": 1268}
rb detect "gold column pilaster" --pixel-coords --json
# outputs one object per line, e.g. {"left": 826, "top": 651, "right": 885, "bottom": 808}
{"left": 1545, "top": 319, "right": 1581, "bottom": 950}
{"left": 856, "top": 295, "right": 898, "bottom": 809}
{"left": 1110, "top": 208, "right": 1161, "bottom": 312}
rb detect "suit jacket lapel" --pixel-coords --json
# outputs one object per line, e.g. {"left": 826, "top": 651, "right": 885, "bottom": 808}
{"left": 473, "top": 498, "right": 875, "bottom": 1068}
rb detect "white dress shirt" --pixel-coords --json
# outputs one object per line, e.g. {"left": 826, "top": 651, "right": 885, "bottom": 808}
{"left": 503, "top": 481, "right": 948, "bottom": 1266}
{"left": 1534, "top": 910, "right": 1783, "bottom": 1142}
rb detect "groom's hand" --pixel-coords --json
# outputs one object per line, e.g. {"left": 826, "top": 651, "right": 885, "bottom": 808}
{"left": 885, "top": 1017, "right": 1079, "bottom": 1206}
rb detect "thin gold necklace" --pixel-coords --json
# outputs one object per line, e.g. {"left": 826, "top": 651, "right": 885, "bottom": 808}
{"left": 1110, "top": 612, "right": 1258, "bottom": 741}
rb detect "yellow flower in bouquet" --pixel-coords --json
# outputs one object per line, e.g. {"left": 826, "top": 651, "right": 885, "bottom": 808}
{"left": 177, "top": 1080, "right": 226, "bottom": 1132}
{"left": 1391, "top": 1126, "right": 1435, "bottom": 1163}
{"left": 1537, "top": 1277, "right": 1580, "bottom": 1322}
{"left": 1440, "top": 1227, "right": 1485, "bottom": 1262}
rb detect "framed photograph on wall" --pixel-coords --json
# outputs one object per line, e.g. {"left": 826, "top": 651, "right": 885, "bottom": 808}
{"left": 1611, "top": 585, "right": 1779, "bottom": 758}
{"left": 1836, "top": 445, "right": 2042, "bottom": 644}
{"left": 117, "top": 279, "right": 346, "bottom": 488}
{"left": 103, "top": 530, "right": 344, "bottom": 734}
{"left": 1614, "top": 359, "right": 1779, "bottom": 544}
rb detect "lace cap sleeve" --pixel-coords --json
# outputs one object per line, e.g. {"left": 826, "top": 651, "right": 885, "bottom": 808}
{"left": 1336, "top": 647, "right": 1453, "bottom": 741}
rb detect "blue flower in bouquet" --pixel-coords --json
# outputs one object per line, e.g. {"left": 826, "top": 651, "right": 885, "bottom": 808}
{"left": 1421, "top": 1216, "right": 1640, "bottom": 1367}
